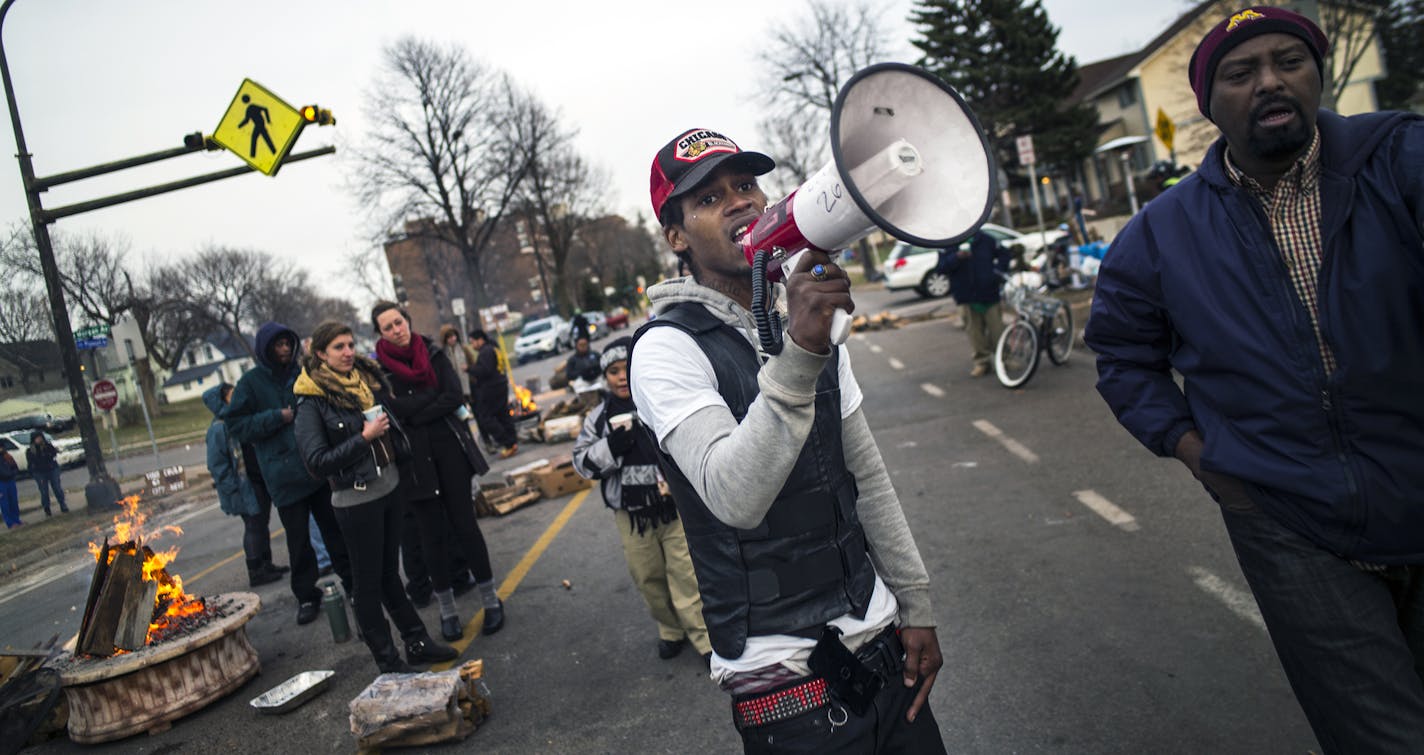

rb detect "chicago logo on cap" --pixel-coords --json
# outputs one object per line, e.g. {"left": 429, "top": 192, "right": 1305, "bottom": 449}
{"left": 675, "top": 130, "right": 737, "bottom": 163}
{"left": 1226, "top": 9, "right": 1265, "bottom": 32}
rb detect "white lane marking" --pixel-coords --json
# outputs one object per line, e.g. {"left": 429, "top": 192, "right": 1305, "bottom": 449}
{"left": 1071, "top": 489, "right": 1140, "bottom": 532}
{"left": 1187, "top": 566, "right": 1266, "bottom": 631}
{"left": 971, "top": 419, "right": 1039, "bottom": 463}
{"left": 920, "top": 383, "right": 945, "bottom": 398}
{"left": 888, "top": 357, "right": 905, "bottom": 370}
{"left": 951, "top": 462, "right": 977, "bottom": 468}
{"left": 868, "top": 343, "right": 883, "bottom": 354}
{"left": 896, "top": 441, "right": 918, "bottom": 448}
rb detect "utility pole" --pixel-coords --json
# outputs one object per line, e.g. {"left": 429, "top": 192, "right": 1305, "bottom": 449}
{"left": 0, "top": 0, "right": 334, "bottom": 509}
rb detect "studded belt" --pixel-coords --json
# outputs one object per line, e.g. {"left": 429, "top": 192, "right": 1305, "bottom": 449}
{"left": 732, "top": 677, "right": 830, "bottom": 730}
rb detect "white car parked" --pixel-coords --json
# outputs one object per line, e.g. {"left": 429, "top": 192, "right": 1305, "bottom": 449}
{"left": 513, "top": 316, "right": 570, "bottom": 364}
{"left": 883, "top": 223, "right": 1056, "bottom": 299}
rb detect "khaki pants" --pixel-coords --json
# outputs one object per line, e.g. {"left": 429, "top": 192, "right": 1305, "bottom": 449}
{"left": 964, "top": 302, "right": 1006, "bottom": 368}
{"left": 613, "top": 510, "right": 711, "bottom": 655}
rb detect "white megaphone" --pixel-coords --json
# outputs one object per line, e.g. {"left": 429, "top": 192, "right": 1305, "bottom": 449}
{"left": 742, "top": 62, "right": 996, "bottom": 351}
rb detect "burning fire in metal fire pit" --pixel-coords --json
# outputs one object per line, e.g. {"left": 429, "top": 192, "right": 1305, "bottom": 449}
{"left": 510, "top": 384, "right": 539, "bottom": 420}
{"left": 77, "top": 495, "right": 208, "bottom": 655}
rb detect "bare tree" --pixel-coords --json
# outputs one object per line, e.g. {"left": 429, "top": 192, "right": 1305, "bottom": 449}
{"left": 0, "top": 283, "right": 51, "bottom": 343}
{"left": 755, "top": 0, "right": 891, "bottom": 279}
{"left": 520, "top": 144, "right": 610, "bottom": 315}
{"left": 175, "top": 246, "right": 274, "bottom": 355}
{"left": 1315, "top": 0, "right": 1390, "bottom": 110}
{"left": 352, "top": 38, "right": 531, "bottom": 308}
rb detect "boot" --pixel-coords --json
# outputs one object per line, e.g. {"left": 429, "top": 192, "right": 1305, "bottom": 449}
{"left": 481, "top": 599, "right": 505, "bottom": 636}
{"left": 405, "top": 633, "right": 459, "bottom": 666}
{"left": 365, "top": 623, "right": 414, "bottom": 674}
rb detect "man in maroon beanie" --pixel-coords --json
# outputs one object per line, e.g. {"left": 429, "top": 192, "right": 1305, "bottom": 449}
{"left": 1085, "top": 6, "right": 1424, "bottom": 752}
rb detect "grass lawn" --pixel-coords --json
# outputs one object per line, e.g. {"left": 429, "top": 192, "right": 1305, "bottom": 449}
{"left": 104, "top": 397, "right": 213, "bottom": 448}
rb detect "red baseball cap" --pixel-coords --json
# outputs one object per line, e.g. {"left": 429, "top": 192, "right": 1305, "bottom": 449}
{"left": 649, "top": 129, "right": 774, "bottom": 221}
{"left": 1188, "top": 6, "right": 1328, "bottom": 120}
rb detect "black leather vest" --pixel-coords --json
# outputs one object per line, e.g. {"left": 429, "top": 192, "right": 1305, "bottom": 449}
{"left": 632, "top": 303, "right": 876, "bottom": 658}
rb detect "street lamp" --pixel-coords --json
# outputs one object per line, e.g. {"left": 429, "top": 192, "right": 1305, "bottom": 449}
{"left": 0, "top": 0, "right": 121, "bottom": 509}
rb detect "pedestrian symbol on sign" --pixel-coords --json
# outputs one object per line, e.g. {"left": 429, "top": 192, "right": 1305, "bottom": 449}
{"left": 211, "top": 79, "right": 307, "bottom": 176}
{"left": 238, "top": 94, "right": 276, "bottom": 158}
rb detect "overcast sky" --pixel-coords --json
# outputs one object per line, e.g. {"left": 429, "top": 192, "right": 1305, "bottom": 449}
{"left": 0, "top": 0, "right": 1191, "bottom": 302}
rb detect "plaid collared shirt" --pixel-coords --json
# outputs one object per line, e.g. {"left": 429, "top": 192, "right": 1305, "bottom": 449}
{"left": 1223, "top": 131, "right": 1335, "bottom": 373}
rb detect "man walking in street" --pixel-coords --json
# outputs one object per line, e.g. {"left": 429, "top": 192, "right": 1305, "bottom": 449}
{"left": 25, "top": 431, "right": 67, "bottom": 516}
{"left": 1084, "top": 7, "right": 1424, "bottom": 752}
{"left": 940, "top": 230, "right": 1012, "bottom": 377}
{"left": 466, "top": 329, "right": 518, "bottom": 459}
{"left": 227, "top": 322, "right": 353, "bottom": 625}
{"left": 631, "top": 128, "right": 944, "bottom": 753}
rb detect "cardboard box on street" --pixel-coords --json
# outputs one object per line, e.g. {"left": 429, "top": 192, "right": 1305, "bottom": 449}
{"left": 532, "top": 454, "right": 593, "bottom": 499}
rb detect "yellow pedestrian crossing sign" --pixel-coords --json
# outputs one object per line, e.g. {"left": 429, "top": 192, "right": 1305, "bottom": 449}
{"left": 1154, "top": 108, "right": 1176, "bottom": 153}
{"left": 212, "top": 79, "right": 305, "bottom": 176}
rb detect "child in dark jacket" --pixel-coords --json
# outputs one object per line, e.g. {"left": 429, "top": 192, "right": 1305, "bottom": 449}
{"left": 571, "top": 336, "right": 710, "bottom": 662}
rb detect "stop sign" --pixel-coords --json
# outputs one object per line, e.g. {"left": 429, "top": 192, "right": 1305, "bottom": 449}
{"left": 92, "top": 379, "right": 119, "bottom": 412}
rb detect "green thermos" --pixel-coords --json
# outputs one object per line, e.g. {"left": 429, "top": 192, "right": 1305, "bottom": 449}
{"left": 322, "top": 583, "right": 350, "bottom": 643}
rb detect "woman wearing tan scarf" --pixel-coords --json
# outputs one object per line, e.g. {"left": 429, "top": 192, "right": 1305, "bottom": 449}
{"left": 293, "top": 320, "right": 457, "bottom": 675}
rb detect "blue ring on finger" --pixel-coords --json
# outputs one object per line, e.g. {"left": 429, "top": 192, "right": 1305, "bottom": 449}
{"left": 811, "top": 263, "right": 827, "bottom": 281}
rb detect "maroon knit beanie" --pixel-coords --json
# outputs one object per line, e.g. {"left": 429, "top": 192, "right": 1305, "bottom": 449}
{"left": 1188, "top": 6, "right": 1329, "bottom": 120}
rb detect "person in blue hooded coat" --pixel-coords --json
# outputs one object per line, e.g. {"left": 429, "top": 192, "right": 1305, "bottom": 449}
{"left": 204, "top": 383, "right": 287, "bottom": 588}
{"left": 227, "top": 322, "right": 352, "bottom": 625}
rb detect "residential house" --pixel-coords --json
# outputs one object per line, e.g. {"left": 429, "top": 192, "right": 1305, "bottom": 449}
{"left": 0, "top": 340, "right": 67, "bottom": 399}
{"left": 160, "top": 332, "right": 254, "bottom": 404}
{"left": 1068, "top": 0, "right": 1385, "bottom": 208}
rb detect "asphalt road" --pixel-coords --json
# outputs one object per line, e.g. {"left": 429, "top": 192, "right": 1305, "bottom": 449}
{"left": 0, "top": 284, "right": 1318, "bottom": 753}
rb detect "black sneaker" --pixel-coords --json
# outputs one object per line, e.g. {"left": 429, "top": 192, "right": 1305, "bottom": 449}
{"left": 406, "top": 637, "right": 458, "bottom": 665}
{"left": 657, "top": 638, "right": 686, "bottom": 660}
{"left": 296, "top": 601, "right": 320, "bottom": 625}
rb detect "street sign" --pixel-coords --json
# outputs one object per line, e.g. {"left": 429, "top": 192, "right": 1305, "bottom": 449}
{"left": 1155, "top": 108, "right": 1176, "bottom": 153}
{"left": 92, "top": 379, "right": 119, "bottom": 412}
{"left": 450, "top": 297, "right": 466, "bottom": 317}
{"left": 74, "top": 324, "right": 111, "bottom": 340}
{"left": 76, "top": 337, "right": 109, "bottom": 350}
{"left": 1016, "top": 135, "right": 1036, "bottom": 166}
{"left": 211, "top": 79, "right": 306, "bottom": 176}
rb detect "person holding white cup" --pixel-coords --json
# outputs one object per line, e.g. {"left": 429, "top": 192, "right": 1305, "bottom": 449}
{"left": 572, "top": 336, "right": 710, "bottom": 663}
{"left": 292, "top": 320, "right": 458, "bottom": 675}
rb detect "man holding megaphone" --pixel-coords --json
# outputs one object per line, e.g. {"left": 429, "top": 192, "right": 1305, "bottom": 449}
{"left": 629, "top": 127, "right": 947, "bottom": 753}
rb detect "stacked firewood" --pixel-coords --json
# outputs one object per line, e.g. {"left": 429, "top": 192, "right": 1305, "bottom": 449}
{"left": 350, "top": 660, "right": 491, "bottom": 751}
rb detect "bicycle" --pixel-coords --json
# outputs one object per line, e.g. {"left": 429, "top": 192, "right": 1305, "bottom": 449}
{"left": 993, "top": 272, "right": 1074, "bottom": 388}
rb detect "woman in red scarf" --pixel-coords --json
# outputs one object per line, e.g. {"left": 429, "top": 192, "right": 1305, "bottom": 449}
{"left": 372, "top": 302, "right": 504, "bottom": 643}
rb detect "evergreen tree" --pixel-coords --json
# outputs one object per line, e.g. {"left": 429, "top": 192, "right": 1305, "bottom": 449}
{"left": 1377, "top": 0, "right": 1424, "bottom": 110}
{"left": 910, "top": 0, "right": 1098, "bottom": 176}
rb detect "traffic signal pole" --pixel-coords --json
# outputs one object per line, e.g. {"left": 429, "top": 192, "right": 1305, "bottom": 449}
{"left": 0, "top": 0, "right": 118, "bottom": 509}
{"left": 0, "top": 0, "right": 334, "bottom": 509}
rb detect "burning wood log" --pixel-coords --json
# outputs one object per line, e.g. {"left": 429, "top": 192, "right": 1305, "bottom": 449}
{"left": 77, "top": 542, "right": 147, "bottom": 656}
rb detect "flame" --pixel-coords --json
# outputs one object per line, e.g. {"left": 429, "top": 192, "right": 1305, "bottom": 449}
{"left": 87, "top": 493, "right": 205, "bottom": 646}
{"left": 510, "top": 384, "right": 537, "bottom": 415}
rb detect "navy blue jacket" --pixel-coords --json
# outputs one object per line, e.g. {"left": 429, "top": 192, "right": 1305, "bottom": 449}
{"left": 226, "top": 323, "right": 324, "bottom": 507}
{"left": 940, "top": 232, "right": 1012, "bottom": 305}
{"left": 1084, "top": 110, "right": 1424, "bottom": 562}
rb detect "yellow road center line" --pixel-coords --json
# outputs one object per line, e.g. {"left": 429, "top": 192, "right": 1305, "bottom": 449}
{"left": 187, "top": 527, "right": 287, "bottom": 586}
{"left": 433, "top": 489, "right": 591, "bottom": 670}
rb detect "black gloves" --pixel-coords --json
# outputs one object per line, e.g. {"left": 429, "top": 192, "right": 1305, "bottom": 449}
{"left": 606, "top": 426, "right": 636, "bottom": 455}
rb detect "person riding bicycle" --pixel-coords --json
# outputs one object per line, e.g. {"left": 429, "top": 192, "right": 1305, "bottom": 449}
{"left": 940, "top": 230, "right": 1013, "bottom": 377}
